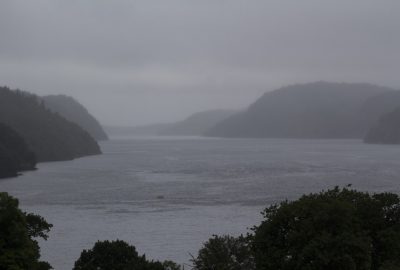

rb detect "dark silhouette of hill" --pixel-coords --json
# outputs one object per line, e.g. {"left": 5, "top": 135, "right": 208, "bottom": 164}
{"left": 159, "top": 109, "right": 238, "bottom": 136}
{"left": 0, "top": 123, "right": 36, "bottom": 178}
{"left": 42, "top": 95, "right": 108, "bottom": 141}
{"left": 206, "top": 82, "right": 397, "bottom": 138}
{"left": 364, "top": 107, "right": 400, "bottom": 144}
{"left": 0, "top": 86, "right": 101, "bottom": 162}
{"left": 105, "top": 110, "right": 237, "bottom": 138}
{"left": 359, "top": 90, "right": 400, "bottom": 125}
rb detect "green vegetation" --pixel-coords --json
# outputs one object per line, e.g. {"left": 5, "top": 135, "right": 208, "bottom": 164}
{"left": 364, "top": 107, "right": 400, "bottom": 144}
{"left": 252, "top": 187, "right": 400, "bottom": 270}
{"left": 3, "top": 188, "right": 400, "bottom": 269}
{"left": 0, "top": 192, "right": 52, "bottom": 270}
{"left": 0, "top": 86, "right": 101, "bottom": 162}
{"left": 191, "top": 187, "right": 400, "bottom": 270}
{"left": 0, "top": 123, "right": 36, "bottom": 178}
{"left": 191, "top": 235, "right": 255, "bottom": 270}
{"left": 43, "top": 95, "right": 108, "bottom": 141}
{"left": 73, "top": 240, "right": 180, "bottom": 270}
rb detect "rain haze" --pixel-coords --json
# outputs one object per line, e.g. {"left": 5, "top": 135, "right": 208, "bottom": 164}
{"left": 1, "top": 0, "right": 400, "bottom": 125}
{"left": 4, "top": 2, "right": 400, "bottom": 270}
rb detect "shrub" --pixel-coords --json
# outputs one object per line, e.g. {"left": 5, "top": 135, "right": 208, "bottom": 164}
{"left": 251, "top": 187, "right": 400, "bottom": 270}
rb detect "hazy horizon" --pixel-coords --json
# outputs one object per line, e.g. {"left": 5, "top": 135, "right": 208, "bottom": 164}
{"left": 1, "top": 0, "right": 400, "bottom": 126}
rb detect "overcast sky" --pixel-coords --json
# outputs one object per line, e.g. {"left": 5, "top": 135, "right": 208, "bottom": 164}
{"left": 1, "top": 0, "right": 400, "bottom": 126}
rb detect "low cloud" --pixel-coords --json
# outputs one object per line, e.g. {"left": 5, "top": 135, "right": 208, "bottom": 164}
{"left": 1, "top": 0, "right": 400, "bottom": 125}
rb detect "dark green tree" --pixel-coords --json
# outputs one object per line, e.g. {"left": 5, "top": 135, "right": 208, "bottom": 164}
{"left": 251, "top": 187, "right": 400, "bottom": 270}
{"left": 73, "top": 240, "right": 179, "bottom": 270}
{"left": 0, "top": 192, "right": 52, "bottom": 270}
{"left": 191, "top": 235, "right": 255, "bottom": 270}
{"left": 161, "top": 261, "right": 181, "bottom": 270}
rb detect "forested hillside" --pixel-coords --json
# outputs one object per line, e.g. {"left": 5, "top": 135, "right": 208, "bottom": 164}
{"left": 206, "top": 82, "right": 398, "bottom": 139}
{"left": 0, "top": 123, "right": 36, "bottom": 178}
{"left": 43, "top": 95, "right": 108, "bottom": 141}
{"left": 0, "top": 86, "right": 101, "bottom": 162}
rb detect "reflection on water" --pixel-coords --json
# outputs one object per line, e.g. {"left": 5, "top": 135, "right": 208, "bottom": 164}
{"left": 1, "top": 137, "right": 400, "bottom": 269}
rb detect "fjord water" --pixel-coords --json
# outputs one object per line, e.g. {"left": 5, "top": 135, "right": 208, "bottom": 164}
{"left": 1, "top": 137, "right": 400, "bottom": 269}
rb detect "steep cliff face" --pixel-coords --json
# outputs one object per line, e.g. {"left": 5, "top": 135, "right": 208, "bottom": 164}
{"left": 0, "top": 86, "right": 101, "bottom": 162}
{"left": 42, "top": 95, "right": 108, "bottom": 141}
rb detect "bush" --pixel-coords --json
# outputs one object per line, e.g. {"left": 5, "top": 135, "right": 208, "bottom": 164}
{"left": 251, "top": 187, "right": 400, "bottom": 270}
{"left": 0, "top": 192, "right": 52, "bottom": 269}
{"left": 191, "top": 235, "right": 255, "bottom": 270}
{"left": 73, "top": 240, "right": 180, "bottom": 270}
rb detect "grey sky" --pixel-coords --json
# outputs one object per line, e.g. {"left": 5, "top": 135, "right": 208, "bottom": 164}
{"left": 1, "top": 0, "right": 400, "bottom": 126}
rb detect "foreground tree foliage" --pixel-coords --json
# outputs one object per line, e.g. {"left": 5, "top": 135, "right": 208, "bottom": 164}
{"left": 73, "top": 240, "right": 180, "bottom": 270}
{"left": 252, "top": 187, "right": 400, "bottom": 270}
{"left": 0, "top": 192, "right": 52, "bottom": 270}
{"left": 191, "top": 235, "right": 255, "bottom": 270}
{"left": 4, "top": 187, "right": 400, "bottom": 270}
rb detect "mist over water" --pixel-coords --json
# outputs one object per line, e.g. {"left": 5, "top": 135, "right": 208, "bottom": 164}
{"left": 1, "top": 137, "right": 400, "bottom": 269}
{"left": 1, "top": 1, "right": 400, "bottom": 269}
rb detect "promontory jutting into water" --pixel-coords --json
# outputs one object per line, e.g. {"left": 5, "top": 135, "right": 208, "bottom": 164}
{"left": 2, "top": 2, "right": 400, "bottom": 269}
{"left": 2, "top": 82, "right": 400, "bottom": 269}
{"left": 1, "top": 138, "right": 400, "bottom": 269}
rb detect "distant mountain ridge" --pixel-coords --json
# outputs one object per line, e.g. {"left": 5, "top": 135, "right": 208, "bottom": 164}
{"left": 158, "top": 109, "right": 238, "bottom": 136}
{"left": 206, "top": 82, "right": 400, "bottom": 139}
{"left": 42, "top": 95, "right": 108, "bottom": 141}
{"left": 106, "top": 109, "right": 238, "bottom": 138}
{"left": 0, "top": 86, "right": 101, "bottom": 162}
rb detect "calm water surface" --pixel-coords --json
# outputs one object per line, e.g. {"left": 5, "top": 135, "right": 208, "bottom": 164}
{"left": 1, "top": 137, "right": 400, "bottom": 269}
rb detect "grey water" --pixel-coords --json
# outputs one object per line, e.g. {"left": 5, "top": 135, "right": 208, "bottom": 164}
{"left": 1, "top": 137, "right": 400, "bottom": 270}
